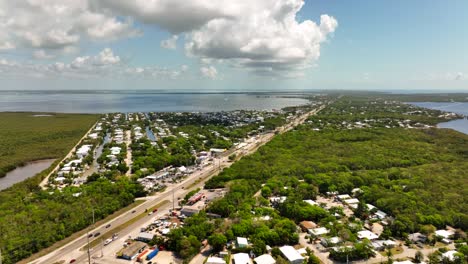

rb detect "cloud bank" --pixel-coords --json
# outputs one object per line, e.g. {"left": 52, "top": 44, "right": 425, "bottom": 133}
{"left": 0, "top": 0, "right": 338, "bottom": 78}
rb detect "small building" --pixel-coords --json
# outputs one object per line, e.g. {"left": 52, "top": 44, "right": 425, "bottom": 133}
{"left": 337, "top": 194, "right": 351, "bottom": 201}
{"left": 136, "top": 232, "right": 154, "bottom": 242}
{"left": 233, "top": 253, "right": 252, "bottom": 264}
{"left": 371, "top": 240, "right": 396, "bottom": 251}
{"left": 435, "top": 229, "right": 455, "bottom": 239}
{"left": 344, "top": 198, "right": 359, "bottom": 205}
{"left": 375, "top": 210, "right": 387, "bottom": 219}
{"left": 181, "top": 207, "right": 200, "bottom": 216}
{"left": 206, "top": 256, "right": 227, "bottom": 264}
{"left": 279, "top": 246, "right": 304, "bottom": 264}
{"left": 309, "top": 227, "right": 329, "bottom": 237}
{"left": 254, "top": 254, "right": 276, "bottom": 264}
{"left": 303, "top": 199, "right": 318, "bottom": 206}
{"left": 321, "top": 237, "right": 341, "bottom": 247}
{"left": 442, "top": 250, "right": 459, "bottom": 261}
{"left": 299, "top": 221, "right": 317, "bottom": 232}
{"left": 237, "top": 237, "right": 248, "bottom": 248}
{"left": 408, "top": 232, "right": 427, "bottom": 243}
{"left": 357, "top": 230, "right": 379, "bottom": 240}
{"left": 117, "top": 241, "right": 146, "bottom": 260}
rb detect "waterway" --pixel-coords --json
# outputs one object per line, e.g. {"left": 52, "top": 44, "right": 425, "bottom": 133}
{"left": 0, "top": 91, "right": 310, "bottom": 113}
{"left": 411, "top": 102, "right": 468, "bottom": 135}
{"left": 146, "top": 126, "right": 157, "bottom": 141}
{"left": 0, "top": 159, "right": 56, "bottom": 191}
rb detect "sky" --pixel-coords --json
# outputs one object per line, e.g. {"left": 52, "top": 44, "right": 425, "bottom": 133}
{"left": 0, "top": 0, "right": 467, "bottom": 92}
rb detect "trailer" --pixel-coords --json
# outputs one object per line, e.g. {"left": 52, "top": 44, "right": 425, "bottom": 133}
{"left": 136, "top": 249, "right": 149, "bottom": 262}
{"left": 146, "top": 248, "right": 159, "bottom": 260}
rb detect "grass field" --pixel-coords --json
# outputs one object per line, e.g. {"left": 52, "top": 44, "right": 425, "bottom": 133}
{"left": 0, "top": 112, "right": 99, "bottom": 178}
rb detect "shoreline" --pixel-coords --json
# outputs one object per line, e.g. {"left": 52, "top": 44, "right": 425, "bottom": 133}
{"left": 0, "top": 159, "right": 56, "bottom": 191}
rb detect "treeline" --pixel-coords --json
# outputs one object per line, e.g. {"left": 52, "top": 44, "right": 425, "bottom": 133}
{"left": 0, "top": 113, "right": 98, "bottom": 177}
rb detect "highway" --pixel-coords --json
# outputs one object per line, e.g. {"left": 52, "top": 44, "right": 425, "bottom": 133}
{"left": 29, "top": 104, "right": 326, "bottom": 264}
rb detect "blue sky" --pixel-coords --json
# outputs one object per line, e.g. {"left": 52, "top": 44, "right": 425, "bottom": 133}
{"left": 0, "top": 0, "right": 467, "bottom": 92}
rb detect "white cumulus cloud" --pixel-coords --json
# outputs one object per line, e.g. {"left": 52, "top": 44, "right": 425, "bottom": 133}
{"left": 0, "top": 48, "right": 187, "bottom": 80}
{"left": 91, "top": 0, "right": 338, "bottom": 76}
{"left": 0, "top": 0, "right": 337, "bottom": 78}
{"left": 0, "top": 0, "right": 138, "bottom": 53}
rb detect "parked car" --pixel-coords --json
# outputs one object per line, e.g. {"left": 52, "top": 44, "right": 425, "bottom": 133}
{"left": 132, "top": 210, "right": 136, "bottom": 213}
{"left": 88, "top": 234, "right": 93, "bottom": 238}
{"left": 69, "top": 259, "right": 76, "bottom": 263}
{"left": 105, "top": 224, "right": 111, "bottom": 228}
{"left": 94, "top": 232, "right": 101, "bottom": 237}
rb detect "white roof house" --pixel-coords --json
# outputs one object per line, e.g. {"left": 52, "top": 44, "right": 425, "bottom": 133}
{"left": 64, "top": 159, "right": 82, "bottom": 167}
{"left": 367, "top": 204, "right": 377, "bottom": 211}
{"left": 279, "top": 246, "right": 304, "bottom": 264}
{"left": 435, "top": 229, "right": 455, "bottom": 239}
{"left": 303, "top": 199, "right": 318, "bottom": 206}
{"left": 76, "top": 145, "right": 92, "bottom": 157}
{"left": 206, "top": 257, "right": 226, "bottom": 264}
{"left": 55, "top": 176, "right": 66, "bottom": 183}
{"left": 344, "top": 198, "right": 360, "bottom": 204}
{"left": 375, "top": 210, "right": 387, "bottom": 219}
{"left": 233, "top": 253, "right": 252, "bottom": 264}
{"left": 254, "top": 254, "right": 276, "bottom": 264}
{"left": 337, "top": 194, "right": 351, "bottom": 201}
{"left": 357, "top": 230, "right": 379, "bottom": 240}
{"left": 110, "top": 146, "right": 121, "bottom": 155}
{"left": 442, "top": 250, "right": 458, "bottom": 261}
{"left": 237, "top": 237, "right": 248, "bottom": 248}
{"left": 309, "top": 227, "right": 329, "bottom": 236}
{"left": 88, "top": 133, "right": 98, "bottom": 139}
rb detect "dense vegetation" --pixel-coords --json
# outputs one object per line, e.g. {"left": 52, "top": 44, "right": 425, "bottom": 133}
{"left": 0, "top": 177, "right": 144, "bottom": 264}
{"left": 0, "top": 112, "right": 98, "bottom": 177}
{"left": 205, "top": 99, "right": 468, "bottom": 234}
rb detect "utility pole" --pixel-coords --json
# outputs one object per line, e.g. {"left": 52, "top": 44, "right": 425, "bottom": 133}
{"left": 87, "top": 228, "right": 91, "bottom": 264}
{"left": 100, "top": 238, "right": 104, "bottom": 257}
{"left": 172, "top": 187, "right": 175, "bottom": 212}
{"left": 87, "top": 208, "right": 95, "bottom": 264}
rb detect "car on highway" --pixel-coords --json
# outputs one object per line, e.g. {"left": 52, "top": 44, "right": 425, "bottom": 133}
{"left": 88, "top": 233, "right": 93, "bottom": 238}
{"left": 69, "top": 259, "right": 76, "bottom": 263}
{"left": 131, "top": 210, "right": 136, "bottom": 213}
{"left": 105, "top": 224, "right": 111, "bottom": 228}
{"left": 94, "top": 232, "right": 101, "bottom": 237}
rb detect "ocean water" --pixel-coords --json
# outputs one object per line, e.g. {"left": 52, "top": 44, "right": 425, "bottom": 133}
{"left": 411, "top": 102, "right": 468, "bottom": 135}
{"left": 0, "top": 91, "right": 310, "bottom": 113}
